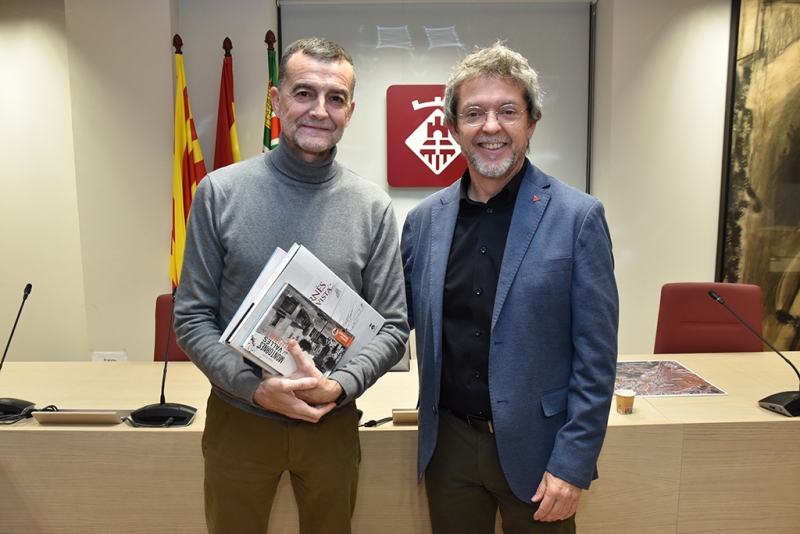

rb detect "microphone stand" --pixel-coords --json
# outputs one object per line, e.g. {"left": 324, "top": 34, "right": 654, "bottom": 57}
{"left": 129, "top": 290, "right": 196, "bottom": 427}
{"left": 708, "top": 290, "right": 800, "bottom": 417}
{"left": 0, "top": 284, "right": 36, "bottom": 417}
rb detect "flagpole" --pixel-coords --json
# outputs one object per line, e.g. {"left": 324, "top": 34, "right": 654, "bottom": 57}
{"left": 263, "top": 30, "right": 281, "bottom": 152}
{"left": 265, "top": 30, "right": 276, "bottom": 51}
{"left": 214, "top": 37, "right": 240, "bottom": 170}
{"left": 170, "top": 33, "right": 184, "bottom": 288}
{"left": 170, "top": 33, "right": 206, "bottom": 288}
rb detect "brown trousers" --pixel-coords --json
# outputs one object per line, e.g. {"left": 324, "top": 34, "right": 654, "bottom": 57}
{"left": 202, "top": 391, "right": 361, "bottom": 534}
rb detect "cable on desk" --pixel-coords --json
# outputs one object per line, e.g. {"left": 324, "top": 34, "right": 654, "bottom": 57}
{"left": 0, "top": 404, "right": 63, "bottom": 425}
{"left": 0, "top": 406, "right": 36, "bottom": 425}
{"left": 0, "top": 414, "right": 27, "bottom": 424}
{"left": 129, "top": 416, "right": 175, "bottom": 428}
{"left": 359, "top": 416, "right": 393, "bottom": 428}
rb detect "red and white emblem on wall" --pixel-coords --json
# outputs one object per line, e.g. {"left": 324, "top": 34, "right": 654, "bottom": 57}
{"left": 387, "top": 85, "right": 466, "bottom": 188}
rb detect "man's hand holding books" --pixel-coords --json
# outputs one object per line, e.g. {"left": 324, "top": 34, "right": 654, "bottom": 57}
{"left": 252, "top": 339, "right": 342, "bottom": 423}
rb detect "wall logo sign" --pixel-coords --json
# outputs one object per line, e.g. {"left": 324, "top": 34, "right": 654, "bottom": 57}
{"left": 386, "top": 85, "right": 466, "bottom": 188}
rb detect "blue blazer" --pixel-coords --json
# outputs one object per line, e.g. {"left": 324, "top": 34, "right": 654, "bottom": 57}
{"left": 401, "top": 162, "right": 619, "bottom": 500}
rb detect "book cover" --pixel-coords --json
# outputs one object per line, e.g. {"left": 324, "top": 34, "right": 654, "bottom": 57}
{"left": 242, "top": 283, "right": 355, "bottom": 376}
{"left": 222, "top": 244, "right": 385, "bottom": 376}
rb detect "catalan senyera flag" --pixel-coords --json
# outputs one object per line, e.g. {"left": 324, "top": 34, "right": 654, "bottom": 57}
{"left": 170, "top": 42, "right": 207, "bottom": 288}
{"left": 214, "top": 38, "right": 240, "bottom": 170}
{"left": 263, "top": 30, "right": 281, "bottom": 152}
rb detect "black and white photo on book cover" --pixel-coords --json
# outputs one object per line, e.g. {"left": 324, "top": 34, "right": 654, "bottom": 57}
{"left": 243, "top": 283, "right": 354, "bottom": 376}
{"left": 222, "top": 244, "right": 386, "bottom": 377}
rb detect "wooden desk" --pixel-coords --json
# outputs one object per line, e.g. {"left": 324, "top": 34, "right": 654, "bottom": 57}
{"left": 582, "top": 353, "right": 800, "bottom": 533}
{"left": 1, "top": 354, "right": 799, "bottom": 533}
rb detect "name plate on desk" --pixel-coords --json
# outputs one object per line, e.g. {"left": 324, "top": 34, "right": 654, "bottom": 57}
{"left": 32, "top": 410, "right": 129, "bottom": 425}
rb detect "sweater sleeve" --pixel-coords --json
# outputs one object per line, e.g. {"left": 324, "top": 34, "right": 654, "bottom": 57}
{"left": 327, "top": 202, "right": 410, "bottom": 403}
{"left": 173, "top": 178, "right": 263, "bottom": 406}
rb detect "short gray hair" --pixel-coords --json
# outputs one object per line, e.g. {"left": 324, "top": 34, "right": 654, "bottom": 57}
{"left": 444, "top": 41, "right": 544, "bottom": 126}
{"left": 279, "top": 37, "right": 356, "bottom": 96}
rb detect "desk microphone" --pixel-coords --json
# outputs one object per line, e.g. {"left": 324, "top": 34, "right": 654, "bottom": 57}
{"left": 708, "top": 290, "right": 800, "bottom": 417}
{"left": 0, "top": 284, "right": 36, "bottom": 417}
{"left": 129, "top": 289, "right": 196, "bottom": 427}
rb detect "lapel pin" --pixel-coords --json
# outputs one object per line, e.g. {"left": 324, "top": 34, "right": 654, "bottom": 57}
{"left": 533, "top": 195, "right": 540, "bottom": 202}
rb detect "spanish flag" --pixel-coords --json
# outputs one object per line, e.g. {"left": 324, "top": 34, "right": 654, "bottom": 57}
{"left": 213, "top": 37, "right": 241, "bottom": 170}
{"left": 263, "top": 30, "right": 281, "bottom": 152}
{"left": 170, "top": 35, "right": 207, "bottom": 288}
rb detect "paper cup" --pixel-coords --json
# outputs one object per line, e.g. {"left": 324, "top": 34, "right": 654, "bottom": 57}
{"left": 615, "top": 389, "right": 636, "bottom": 415}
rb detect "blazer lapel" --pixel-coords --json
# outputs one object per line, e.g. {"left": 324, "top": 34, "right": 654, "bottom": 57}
{"left": 492, "top": 168, "right": 550, "bottom": 331}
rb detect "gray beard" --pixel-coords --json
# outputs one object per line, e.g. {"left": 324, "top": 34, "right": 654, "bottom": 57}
{"left": 465, "top": 147, "right": 525, "bottom": 181}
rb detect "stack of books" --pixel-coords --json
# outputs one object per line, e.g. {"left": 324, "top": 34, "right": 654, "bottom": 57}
{"left": 220, "top": 244, "right": 384, "bottom": 376}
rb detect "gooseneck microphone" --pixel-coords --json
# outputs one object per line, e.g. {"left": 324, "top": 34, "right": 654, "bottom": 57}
{"left": 0, "top": 284, "right": 36, "bottom": 417}
{"left": 129, "top": 289, "right": 196, "bottom": 427}
{"left": 708, "top": 290, "right": 800, "bottom": 417}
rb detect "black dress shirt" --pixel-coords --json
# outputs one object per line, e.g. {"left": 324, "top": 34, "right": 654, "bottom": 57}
{"left": 439, "top": 160, "right": 527, "bottom": 418}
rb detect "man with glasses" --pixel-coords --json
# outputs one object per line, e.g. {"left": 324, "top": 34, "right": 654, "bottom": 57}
{"left": 401, "top": 42, "right": 618, "bottom": 533}
{"left": 175, "top": 37, "right": 408, "bottom": 534}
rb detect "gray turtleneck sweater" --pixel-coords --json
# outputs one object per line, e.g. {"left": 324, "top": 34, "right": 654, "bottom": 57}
{"left": 174, "top": 139, "right": 409, "bottom": 420}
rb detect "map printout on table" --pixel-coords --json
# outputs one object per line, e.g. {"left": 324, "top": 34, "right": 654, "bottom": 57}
{"left": 615, "top": 360, "right": 726, "bottom": 396}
